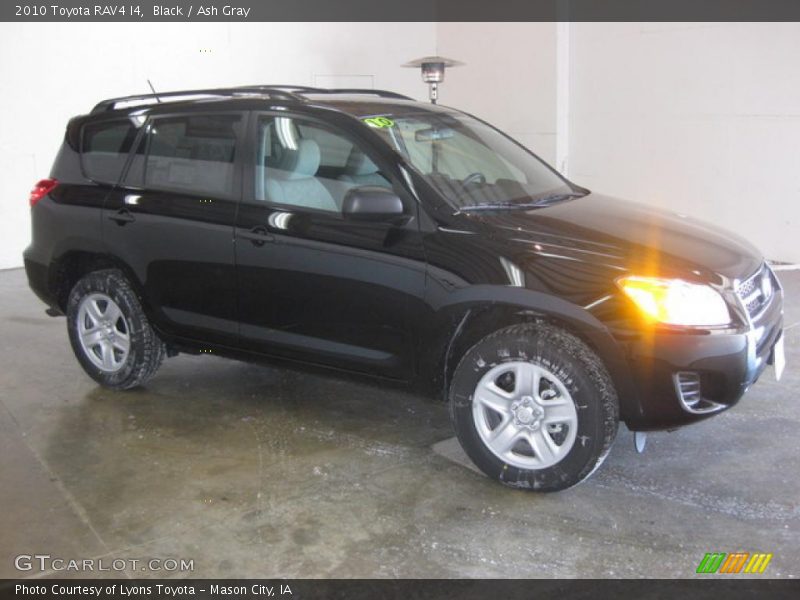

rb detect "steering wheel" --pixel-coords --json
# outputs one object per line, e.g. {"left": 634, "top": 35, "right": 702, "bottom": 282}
{"left": 462, "top": 172, "right": 486, "bottom": 186}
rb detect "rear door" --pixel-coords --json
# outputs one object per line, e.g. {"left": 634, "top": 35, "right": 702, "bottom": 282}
{"left": 103, "top": 111, "right": 245, "bottom": 345}
{"left": 235, "top": 111, "right": 427, "bottom": 379}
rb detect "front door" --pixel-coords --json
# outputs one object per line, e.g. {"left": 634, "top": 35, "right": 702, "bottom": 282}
{"left": 235, "top": 112, "right": 426, "bottom": 379}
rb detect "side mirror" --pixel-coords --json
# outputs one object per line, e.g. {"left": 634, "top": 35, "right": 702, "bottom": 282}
{"left": 342, "top": 186, "right": 404, "bottom": 222}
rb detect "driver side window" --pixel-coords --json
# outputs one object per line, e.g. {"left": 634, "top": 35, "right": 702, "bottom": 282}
{"left": 254, "top": 116, "right": 391, "bottom": 213}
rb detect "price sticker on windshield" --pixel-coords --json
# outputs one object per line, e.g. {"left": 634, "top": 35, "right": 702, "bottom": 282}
{"left": 363, "top": 116, "right": 395, "bottom": 129}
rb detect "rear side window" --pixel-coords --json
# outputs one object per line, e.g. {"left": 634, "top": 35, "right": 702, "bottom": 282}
{"left": 81, "top": 119, "right": 140, "bottom": 184}
{"left": 143, "top": 114, "right": 241, "bottom": 198}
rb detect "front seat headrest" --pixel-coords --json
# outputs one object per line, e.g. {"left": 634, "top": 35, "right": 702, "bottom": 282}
{"left": 346, "top": 147, "right": 379, "bottom": 175}
{"left": 288, "top": 139, "right": 321, "bottom": 179}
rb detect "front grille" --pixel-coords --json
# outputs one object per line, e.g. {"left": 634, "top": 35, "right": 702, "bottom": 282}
{"left": 736, "top": 264, "right": 774, "bottom": 318}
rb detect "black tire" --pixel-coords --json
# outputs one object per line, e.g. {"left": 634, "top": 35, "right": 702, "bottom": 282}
{"left": 449, "top": 323, "right": 618, "bottom": 492}
{"left": 66, "top": 269, "right": 165, "bottom": 390}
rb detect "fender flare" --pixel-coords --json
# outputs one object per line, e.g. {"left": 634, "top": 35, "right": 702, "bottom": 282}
{"left": 49, "top": 242, "right": 149, "bottom": 315}
{"left": 425, "top": 284, "right": 642, "bottom": 423}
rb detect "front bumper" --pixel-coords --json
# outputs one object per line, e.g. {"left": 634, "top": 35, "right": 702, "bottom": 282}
{"left": 617, "top": 269, "right": 784, "bottom": 431}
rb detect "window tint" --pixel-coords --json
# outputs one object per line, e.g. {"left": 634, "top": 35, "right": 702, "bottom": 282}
{"left": 365, "top": 111, "right": 571, "bottom": 209}
{"left": 82, "top": 119, "right": 140, "bottom": 184}
{"left": 122, "top": 131, "right": 147, "bottom": 187}
{"left": 296, "top": 123, "right": 353, "bottom": 168}
{"left": 144, "top": 114, "right": 240, "bottom": 198}
{"left": 393, "top": 119, "right": 526, "bottom": 183}
{"left": 254, "top": 116, "right": 391, "bottom": 213}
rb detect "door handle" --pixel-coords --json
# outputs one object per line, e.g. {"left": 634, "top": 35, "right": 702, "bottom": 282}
{"left": 239, "top": 226, "right": 274, "bottom": 247}
{"left": 108, "top": 209, "right": 136, "bottom": 225}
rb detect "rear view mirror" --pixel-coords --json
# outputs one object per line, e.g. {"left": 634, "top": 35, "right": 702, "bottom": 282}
{"left": 415, "top": 127, "right": 454, "bottom": 142}
{"left": 342, "top": 186, "right": 404, "bottom": 222}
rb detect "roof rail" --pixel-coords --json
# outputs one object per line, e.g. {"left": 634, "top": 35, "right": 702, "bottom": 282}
{"left": 244, "top": 86, "right": 413, "bottom": 100}
{"left": 258, "top": 85, "right": 323, "bottom": 92}
{"left": 90, "top": 85, "right": 306, "bottom": 114}
{"left": 322, "top": 88, "right": 414, "bottom": 100}
{"left": 90, "top": 85, "right": 414, "bottom": 114}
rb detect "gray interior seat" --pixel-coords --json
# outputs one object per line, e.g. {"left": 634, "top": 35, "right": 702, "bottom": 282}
{"left": 264, "top": 140, "right": 338, "bottom": 211}
{"left": 339, "top": 147, "right": 391, "bottom": 188}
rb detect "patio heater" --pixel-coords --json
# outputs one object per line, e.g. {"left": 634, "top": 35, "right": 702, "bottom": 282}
{"left": 402, "top": 56, "right": 464, "bottom": 104}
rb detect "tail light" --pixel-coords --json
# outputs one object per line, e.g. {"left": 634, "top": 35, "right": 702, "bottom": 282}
{"left": 29, "top": 178, "right": 58, "bottom": 207}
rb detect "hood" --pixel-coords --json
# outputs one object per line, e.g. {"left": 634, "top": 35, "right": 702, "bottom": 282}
{"left": 470, "top": 194, "right": 762, "bottom": 283}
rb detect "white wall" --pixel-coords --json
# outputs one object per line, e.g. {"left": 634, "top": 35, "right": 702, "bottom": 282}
{"left": 567, "top": 23, "right": 800, "bottom": 263}
{"left": 0, "top": 22, "right": 436, "bottom": 269}
{"left": 436, "top": 23, "right": 558, "bottom": 165}
{"left": 438, "top": 22, "right": 800, "bottom": 264}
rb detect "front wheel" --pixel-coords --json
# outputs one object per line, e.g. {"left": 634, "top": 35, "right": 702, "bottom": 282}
{"left": 449, "top": 323, "right": 618, "bottom": 492}
{"left": 66, "top": 269, "right": 165, "bottom": 390}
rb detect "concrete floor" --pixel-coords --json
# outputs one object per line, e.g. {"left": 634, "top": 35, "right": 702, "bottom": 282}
{"left": 1, "top": 267, "right": 798, "bottom": 579}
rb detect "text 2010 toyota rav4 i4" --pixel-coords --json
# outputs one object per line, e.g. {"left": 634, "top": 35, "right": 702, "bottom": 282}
{"left": 24, "top": 86, "right": 786, "bottom": 491}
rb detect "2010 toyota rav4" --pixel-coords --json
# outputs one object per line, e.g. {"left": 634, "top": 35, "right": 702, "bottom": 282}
{"left": 24, "top": 85, "right": 786, "bottom": 491}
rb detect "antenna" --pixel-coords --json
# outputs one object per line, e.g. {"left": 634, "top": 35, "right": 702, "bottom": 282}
{"left": 147, "top": 79, "right": 161, "bottom": 103}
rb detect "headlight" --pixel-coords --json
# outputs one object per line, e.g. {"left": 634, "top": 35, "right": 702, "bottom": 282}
{"left": 616, "top": 276, "right": 730, "bottom": 326}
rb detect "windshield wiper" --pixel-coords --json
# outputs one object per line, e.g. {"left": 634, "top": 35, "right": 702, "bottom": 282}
{"left": 458, "top": 202, "right": 519, "bottom": 212}
{"left": 528, "top": 192, "right": 585, "bottom": 206}
{"left": 459, "top": 192, "right": 585, "bottom": 212}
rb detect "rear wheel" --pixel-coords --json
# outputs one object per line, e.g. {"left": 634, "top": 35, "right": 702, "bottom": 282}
{"left": 449, "top": 323, "right": 618, "bottom": 492}
{"left": 67, "top": 269, "right": 165, "bottom": 390}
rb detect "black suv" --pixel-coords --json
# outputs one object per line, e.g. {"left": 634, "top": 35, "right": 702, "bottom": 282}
{"left": 24, "top": 85, "right": 786, "bottom": 491}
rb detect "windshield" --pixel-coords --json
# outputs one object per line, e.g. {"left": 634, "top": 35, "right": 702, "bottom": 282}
{"left": 360, "top": 110, "right": 577, "bottom": 210}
